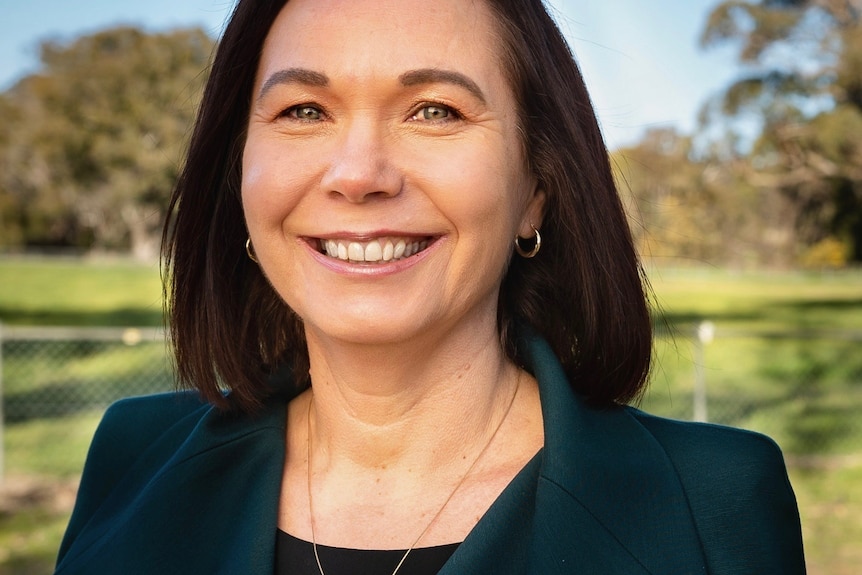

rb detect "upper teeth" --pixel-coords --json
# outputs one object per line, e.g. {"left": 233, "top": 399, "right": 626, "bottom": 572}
{"left": 321, "top": 237, "right": 430, "bottom": 263}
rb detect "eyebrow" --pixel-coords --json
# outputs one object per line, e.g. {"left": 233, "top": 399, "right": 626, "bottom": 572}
{"left": 399, "top": 68, "right": 486, "bottom": 104}
{"left": 257, "top": 66, "right": 487, "bottom": 105}
{"left": 257, "top": 68, "right": 329, "bottom": 100}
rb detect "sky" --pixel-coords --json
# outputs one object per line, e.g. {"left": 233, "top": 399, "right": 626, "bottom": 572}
{"left": 0, "top": 0, "right": 740, "bottom": 150}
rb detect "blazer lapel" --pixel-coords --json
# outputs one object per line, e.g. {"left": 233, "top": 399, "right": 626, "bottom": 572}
{"left": 438, "top": 452, "right": 542, "bottom": 575}
{"left": 524, "top": 333, "right": 707, "bottom": 574}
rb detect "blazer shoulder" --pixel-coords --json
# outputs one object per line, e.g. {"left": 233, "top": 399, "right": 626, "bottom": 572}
{"left": 56, "top": 392, "right": 287, "bottom": 573}
{"left": 89, "top": 392, "right": 213, "bottom": 475}
{"left": 629, "top": 408, "right": 786, "bottom": 471}
{"left": 99, "top": 391, "right": 212, "bottom": 432}
{"left": 628, "top": 409, "right": 806, "bottom": 574}
{"left": 56, "top": 392, "right": 212, "bottom": 562}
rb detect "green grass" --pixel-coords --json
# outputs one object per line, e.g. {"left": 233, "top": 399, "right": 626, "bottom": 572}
{"left": 638, "top": 267, "right": 862, "bottom": 457}
{"left": 0, "top": 257, "right": 172, "bottom": 574}
{"left": 0, "top": 501, "right": 71, "bottom": 575}
{"left": 640, "top": 267, "right": 862, "bottom": 574}
{"left": 1, "top": 258, "right": 861, "bottom": 574}
{"left": 648, "top": 266, "right": 862, "bottom": 331}
{"left": 4, "top": 413, "right": 102, "bottom": 478}
{"left": 790, "top": 463, "right": 862, "bottom": 575}
{"left": 641, "top": 335, "right": 862, "bottom": 455}
{"left": 0, "top": 257, "right": 163, "bottom": 326}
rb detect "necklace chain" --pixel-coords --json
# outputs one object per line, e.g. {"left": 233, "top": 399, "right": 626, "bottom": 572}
{"left": 306, "top": 370, "right": 522, "bottom": 575}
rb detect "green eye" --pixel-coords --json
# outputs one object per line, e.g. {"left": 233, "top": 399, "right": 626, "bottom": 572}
{"left": 289, "top": 106, "right": 322, "bottom": 120}
{"left": 421, "top": 105, "right": 451, "bottom": 120}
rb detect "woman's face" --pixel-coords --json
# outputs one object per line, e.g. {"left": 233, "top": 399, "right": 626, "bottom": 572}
{"left": 242, "top": 0, "right": 544, "bottom": 347}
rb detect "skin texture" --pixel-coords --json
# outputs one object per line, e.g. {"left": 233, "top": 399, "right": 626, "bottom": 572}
{"left": 242, "top": 0, "right": 546, "bottom": 549}
{"left": 242, "top": 0, "right": 543, "bottom": 350}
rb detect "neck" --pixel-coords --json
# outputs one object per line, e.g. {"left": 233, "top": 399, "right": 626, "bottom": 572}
{"left": 303, "top": 322, "right": 520, "bottom": 473}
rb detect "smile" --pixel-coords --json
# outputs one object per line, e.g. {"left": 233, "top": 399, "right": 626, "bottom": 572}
{"left": 317, "top": 236, "right": 433, "bottom": 263}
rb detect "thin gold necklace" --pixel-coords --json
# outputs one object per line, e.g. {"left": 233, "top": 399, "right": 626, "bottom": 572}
{"left": 306, "top": 370, "right": 522, "bottom": 575}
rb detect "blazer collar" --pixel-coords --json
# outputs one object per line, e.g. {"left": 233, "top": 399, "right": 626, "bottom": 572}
{"left": 518, "top": 331, "right": 707, "bottom": 574}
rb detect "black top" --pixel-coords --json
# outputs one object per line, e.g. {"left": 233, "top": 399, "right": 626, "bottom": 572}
{"left": 275, "top": 530, "right": 461, "bottom": 575}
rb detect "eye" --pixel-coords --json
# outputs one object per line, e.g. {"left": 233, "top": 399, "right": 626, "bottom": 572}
{"left": 283, "top": 105, "right": 323, "bottom": 121}
{"left": 421, "top": 105, "right": 450, "bottom": 120}
{"left": 411, "top": 104, "right": 459, "bottom": 122}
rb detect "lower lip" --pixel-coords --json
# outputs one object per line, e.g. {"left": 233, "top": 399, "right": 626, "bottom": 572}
{"left": 304, "top": 238, "right": 442, "bottom": 277}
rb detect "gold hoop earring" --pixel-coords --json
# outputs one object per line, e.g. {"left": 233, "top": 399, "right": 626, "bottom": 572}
{"left": 514, "top": 224, "right": 541, "bottom": 258}
{"left": 245, "top": 238, "right": 259, "bottom": 263}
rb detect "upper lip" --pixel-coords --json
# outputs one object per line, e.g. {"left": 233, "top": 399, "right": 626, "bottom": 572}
{"left": 306, "top": 230, "right": 437, "bottom": 241}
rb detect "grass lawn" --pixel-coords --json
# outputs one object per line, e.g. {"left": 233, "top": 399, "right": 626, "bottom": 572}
{"left": 0, "top": 257, "right": 163, "bottom": 326}
{"left": 790, "top": 462, "right": 862, "bottom": 575}
{"left": 1, "top": 258, "right": 860, "bottom": 574}
{"left": 0, "top": 485, "right": 74, "bottom": 575}
{"left": 644, "top": 266, "right": 862, "bottom": 575}
{"left": 647, "top": 266, "right": 862, "bottom": 331}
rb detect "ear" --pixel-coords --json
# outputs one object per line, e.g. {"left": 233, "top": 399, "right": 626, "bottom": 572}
{"left": 517, "top": 184, "right": 546, "bottom": 237}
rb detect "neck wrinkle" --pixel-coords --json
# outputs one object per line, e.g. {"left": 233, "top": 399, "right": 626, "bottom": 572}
{"left": 303, "top": 324, "right": 519, "bottom": 474}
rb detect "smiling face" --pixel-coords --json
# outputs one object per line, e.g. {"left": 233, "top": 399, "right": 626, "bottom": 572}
{"left": 241, "top": 0, "right": 544, "bottom": 348}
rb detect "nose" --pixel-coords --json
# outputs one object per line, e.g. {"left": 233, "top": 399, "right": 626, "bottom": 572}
{"left": 320, "top": 119, "right": 402, "bottom": 203}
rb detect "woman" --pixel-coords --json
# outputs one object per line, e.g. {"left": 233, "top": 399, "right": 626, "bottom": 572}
{"left": 55, "top": 0, "right": 806, "bottom": 573}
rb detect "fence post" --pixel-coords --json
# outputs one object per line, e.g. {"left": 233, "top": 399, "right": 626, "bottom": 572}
{"left": 693, "top": 321, "right": 715, "bottom": 423}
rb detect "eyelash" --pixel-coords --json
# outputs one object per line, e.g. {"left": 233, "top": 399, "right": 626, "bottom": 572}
{"left": 409, "top": 102, "right": 463, "bottom": 123}
{"left": 279, "top": 104, "right": 325, "bottom": 121}
{"left": 276, "top": 102, "right": 464, "bottom": 123}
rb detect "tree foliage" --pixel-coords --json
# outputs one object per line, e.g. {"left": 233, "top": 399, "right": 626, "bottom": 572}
{"left": 698, "top": 0, "right": 862, "bottom": 264}
{"left": 0, "top": 26, "right": 214, "bottom": 257}
{"left": 2, "top": 15, "right": 860, "bottom": 267}
{"left": 614, "top": 128, "right": 798, "bottom": 268}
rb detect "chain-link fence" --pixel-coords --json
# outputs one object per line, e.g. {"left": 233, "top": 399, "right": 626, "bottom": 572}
{"left": 642, "top": 322, "right": 862, "bottom": 458}
{"left": 0, "top": 325, "right": 174, "bottom": 479}
{"left": 1, "top": 324, "right": 861, "bottom": 480}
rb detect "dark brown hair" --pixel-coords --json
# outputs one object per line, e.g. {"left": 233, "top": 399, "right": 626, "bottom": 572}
{"left": 163, "top": 0, "right": 652, "bottom": 412}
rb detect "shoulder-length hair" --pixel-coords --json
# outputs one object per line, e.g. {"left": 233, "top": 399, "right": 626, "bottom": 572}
{"left": 163, "top": 0, "right": 652, "bottom": 413}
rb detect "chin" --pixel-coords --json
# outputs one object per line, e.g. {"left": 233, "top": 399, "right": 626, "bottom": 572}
{"left": 307, "top": 320, "right": 430, "bottom": 349}
{"left": 299, "top": 301, "right": 421, "bottom": 339}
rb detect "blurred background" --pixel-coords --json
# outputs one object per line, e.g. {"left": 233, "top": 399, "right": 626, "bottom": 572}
{"left": 0, "top": 0, "right": 860, "bottom": 573}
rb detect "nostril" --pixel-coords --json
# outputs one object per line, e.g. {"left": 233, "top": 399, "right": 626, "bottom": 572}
{"left": 321, "top": 154, "right": 403, "bottom": 202}
{"left": 327, "top": 187, "right": 399, "bottom": 203}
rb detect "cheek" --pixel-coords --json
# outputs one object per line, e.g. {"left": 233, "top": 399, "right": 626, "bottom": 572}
{"left": 436, "top": 143, "right": 528, "bottom": 233}
{"left": 240, "top": 142, "right": 268, "bottom": 226}
{"left": 241, "top": 140, "right": 304, "bottom": 231}
{"left": 241, "top": 159, "right": 263, "bottom": 203}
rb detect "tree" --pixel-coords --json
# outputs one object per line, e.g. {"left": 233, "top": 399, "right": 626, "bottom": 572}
{"left": 0, "top": 26, "right": 214, "bottom": 258}
{"left": 615, "top": 127, "right": 797, "bottom": 268}
{"left": 700, "top": 0, "right": 862, "bottom": 265}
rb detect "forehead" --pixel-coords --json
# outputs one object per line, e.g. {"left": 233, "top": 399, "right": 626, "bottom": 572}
{"left": 257, "top": 0, "right": 506, "bottom": 84}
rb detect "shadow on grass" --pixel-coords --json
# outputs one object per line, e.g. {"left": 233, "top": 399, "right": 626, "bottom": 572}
{"left": 4, "top": 374, "right": 175, "bottom": 423}
{"left": 649, "top": 300, "right": 862, "bottom": 457}
{"left": 654, "top": 297, "right": 862, "bottom": 333}
{"left": 2, "top": 339, "right": 175, "bottom": 423}
{"left": 653, "top": 310, "right": 761, "bottom": 330}
{"left": 0, "top": 306, "right": 163, "bottom": 327}
{"left": 758, "top": 339, "right": 862, "bottom": 455}
{"left": 774, "top": 298, "right": 862, "bottom": 312}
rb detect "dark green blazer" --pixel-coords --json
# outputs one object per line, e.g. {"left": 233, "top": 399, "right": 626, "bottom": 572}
{"left": 55, "top": 333, "right": 805, "bottom": 574}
